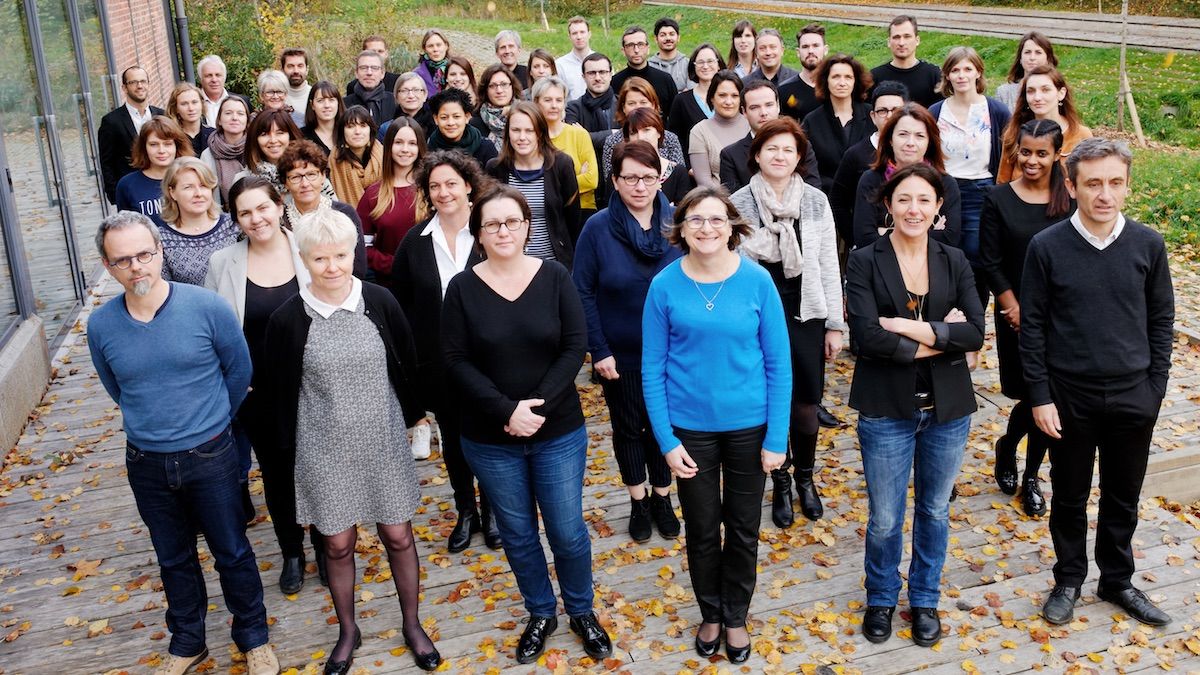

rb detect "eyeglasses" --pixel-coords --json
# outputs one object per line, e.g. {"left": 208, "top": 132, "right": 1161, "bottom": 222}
{"left": 617, "top": 174, "right": 660, "bottom": 186}
{"left": 398, "top": 87, "right": 425, "bottom": 95}
{"left": 286, "top": 171, "right": 324, "bottom": 185}
{"left": 357, "top": 64, "right": 383, "bottom": 72}
{"left": 623, "top": 41, "right": 649, "bottom": 49}
{"left": 124, "top": 78, "right": 149, "bottom": 87}
{"left": 683, "top": 215, "right": 729, "bottom": 229}
{"left": 487, "top": 81, "right": 513, "bottom": 90}
{"left": 584, "top": 69, "right": 611, "bottom": 77}
{"left": 481, "top": 217, "right": 527, "bottom": 234}
{"left": 693, "top": 59, "right": 719, "bottom": 67}
{"left": 872, "top": 106, "right": 900, "bottom": 116}
{"left": 107, "top": 249, "right": 158, "bottom": 269}
{"left": 262, "top": 90, "right": 286, "bottom": 97}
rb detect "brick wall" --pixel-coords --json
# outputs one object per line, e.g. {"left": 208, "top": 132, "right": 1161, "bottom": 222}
{"left": 105, "top": 0, "right": 179, "bottom": 108}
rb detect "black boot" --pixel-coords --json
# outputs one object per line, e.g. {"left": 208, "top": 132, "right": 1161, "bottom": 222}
{"left": 648, "top": 491, "right": 681, "bottom": 538}
{"left": 447, "top": 506, "right": 481, "bottom": 553}
{"left": 770, "top": 470, "right": 794, "bottom": 528}
{"left": 994, "top": 435, "right": 1018, "bottom": 495}
{"left": 794, "top": 468, "right": 824, "bottom": 521}
{"left": 628, "top": 495, "right": 652, "bottom": 542}
{"left": 1021, "top": 476, "right": 1046, "bottom": 517}
{"left": 480, "top": 503, "right": 502, "bottom": 550}
{"left": 279, "top": 554, "right": 304, "bottom": 595}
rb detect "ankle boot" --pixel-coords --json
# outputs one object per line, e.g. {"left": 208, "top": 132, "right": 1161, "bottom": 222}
{"left": 770, "top": 470, "right": 794, "bottom": 528}
{"left": 628, "top": 495, "right": 652, "bottom": 542}
{"left": 479, "top": 503, "right": 502, "bottom": 550}
{"left": 648, "top": 491, "right": 681, "bottom": 538}
{"left": 447, "top": 506, "right": 480, "bottom": 553}
{"left": 993, "top": 435, "right": 1019, "bottom": 495}
{"left": 794, "top": 467, "right": 824, "bottom": 521}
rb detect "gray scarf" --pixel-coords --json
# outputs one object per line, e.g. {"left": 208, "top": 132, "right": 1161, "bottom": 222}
{"left": 741, "top": 173, "right": 804, "bottom": 278}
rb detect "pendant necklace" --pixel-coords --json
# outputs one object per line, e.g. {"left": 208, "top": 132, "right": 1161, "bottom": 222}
{"left": 693, "top": 277, "right": 726, "bottom": 311}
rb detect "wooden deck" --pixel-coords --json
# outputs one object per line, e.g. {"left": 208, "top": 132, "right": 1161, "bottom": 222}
{"left": 0, "top": 275, "right": 1198, "bottom": 675}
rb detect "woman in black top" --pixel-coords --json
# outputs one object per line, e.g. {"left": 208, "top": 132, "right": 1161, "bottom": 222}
{"left": 979, "top": 119, "right": 1073, "bottom": 517}
{"left": 846, "top": 164, "right": 984, "bottom": 648}
{"left": 390, "top": 150, "right": 498, "bottom": 553}
{"left": 426, "top": 87, "right": 498, "bottom": 168}
{"left": 667, "top": 43, "right": 726, "bottom": 158}
{"left": 441, "top": 185, "right": 610, "bottom": 666}
{"left": 302, "top": 81, "right": 344, "bottom": 156}
{"left": 801, "top": 54, "right": 874, "bottom": 194}
{"left": 485, "top": 102, "right": 580, "bottom": 265}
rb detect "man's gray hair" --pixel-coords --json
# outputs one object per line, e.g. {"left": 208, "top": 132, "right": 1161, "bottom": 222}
{"left": 356, "top": 49, "right": 384, "bottom": 67}
{"left": 197, "top": 54, "right": 227, "bottom": 76}
{"left": 531, "top": 75, "right": 569, "bottom": 102}
{"left": 96, "top": 211, "right": 162, "bottom": 261}
{"left": 757, "top": 28, "right": 784, "bottom": 45}
{"left": 1066, "top": 137, "right": 1133, "bottom": 183}
{"left": 495, "top": 30, "right": 522, "bottom": 50}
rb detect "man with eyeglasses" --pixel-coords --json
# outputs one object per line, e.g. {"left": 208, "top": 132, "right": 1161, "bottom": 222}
{"left": 566, "top": 53, "right": 619, "bottom": 154}
{"left": 345, "top": 35, "right": 401, "bottom": 97}
{"left": 611, "top": 26, "right": 678, "bottom": 123}
{"left": 87, "top": 212, "right": 280, "bottom": 675}
{"left": 98, "top": 66, "right": 164, "bottom": 204}
{"left": 556, "top": 16, "right": 595, "bottom": 100}
{"left": 779, "top": 23, "right": 829, "bottom": 122}
{"left": 648, "top": 17, "right": 690, "bottom": 91}
{"left": 345, "top": 50, "right": 397, "bottom": 127}
{"left": 719, "top": 81, "right": 818, "bottom": 194}
{"left": 744, "top": 29, "right": 799, "bottom": 87}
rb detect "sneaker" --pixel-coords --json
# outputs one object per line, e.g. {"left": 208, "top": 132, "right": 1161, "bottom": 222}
{"left": 411, "top": 423, "right": 431, "bottom": 460}
{"left": 245, "top": 643, "right": 280, "bottom": 675}
{"left": 154, "top": 648, "right": 209, "bottom": 675}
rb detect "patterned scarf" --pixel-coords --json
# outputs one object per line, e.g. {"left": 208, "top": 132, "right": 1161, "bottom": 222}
{"left": 421, "top": 55, "right": 449, "bottom": 91}
{"left": 740, "top": 173, "right": 804, "bottom": 278}
{"left": 207, "top": 132, "right": 246, "bottom": 203}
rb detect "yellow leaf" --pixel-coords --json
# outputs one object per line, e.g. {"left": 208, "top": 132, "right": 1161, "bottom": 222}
{"left": 360, "top": 590, "right": 375, "bottom": 602}
{"left": 311, "top": 649, "right": 325, "bottom": 659}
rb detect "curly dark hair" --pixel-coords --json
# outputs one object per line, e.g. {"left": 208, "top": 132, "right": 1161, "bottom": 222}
{"left": 813, "top": 54, "right": 872, "bottom": 102}
{"left": 413, "top": 149, "right": 496, "bottom": 214}
{"left": 277, "top": 139, "right": 328, "bottom": 177}
{"left": 428, "top": 86, "right": 473, "bottom": 117}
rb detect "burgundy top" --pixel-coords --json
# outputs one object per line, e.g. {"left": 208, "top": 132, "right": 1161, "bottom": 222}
{"left": 357, "top": 182, "right": 418, "bottom": 283}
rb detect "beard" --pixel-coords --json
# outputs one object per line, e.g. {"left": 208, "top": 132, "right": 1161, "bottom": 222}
{"left": 803, "top": 59, "right": 820, "bottom": 72}
{"left": 288, "top": 74, "right": 305, "bottom": 87}
{"left": 131, "top": 279, "right": 152, "bottom": 297}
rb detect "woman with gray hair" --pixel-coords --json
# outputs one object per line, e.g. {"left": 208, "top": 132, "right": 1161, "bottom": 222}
{"left": 533, "top": 75, "right": 599, "bottom": 231}
{"left": 263, "top": 207, "right": 441, "bottom": 673}
{"left": 158, "top": 157, "right": 239, "bottom": 285}
{"left": 257, "top": 69, "right": 304, "bottom": 128}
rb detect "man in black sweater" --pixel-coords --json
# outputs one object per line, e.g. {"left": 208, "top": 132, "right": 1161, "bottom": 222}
{"left": 869, "top": 15, "right": 942, "bottom": 108}
{"left": 611, "top": 26, "right": 677, "bottom": 123}
{"left": 1020, "top": 138, "right": 1175, "bottom": 629}
{"left": 779, "top": 23, "right": 827, "bottom": 121}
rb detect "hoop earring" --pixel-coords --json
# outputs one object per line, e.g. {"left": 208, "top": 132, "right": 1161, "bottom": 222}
{"left": 878, "top": 212, "right": 894, "bottom": 238}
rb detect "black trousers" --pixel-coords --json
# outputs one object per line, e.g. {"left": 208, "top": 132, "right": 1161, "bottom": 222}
{"left": 1048, "top": 376, "right": 1161, "bottom": 592}
{"left": 239, "top": 394, "right": 322, "bottom": 558}
{"left": 674, "top": 425, "right": 766, "bottom": 628}
{"left": 600, "top": 370, "right": 672, "bottom": 488}
{"left": 431, "top": 389, "right": 488, "bottom": 514}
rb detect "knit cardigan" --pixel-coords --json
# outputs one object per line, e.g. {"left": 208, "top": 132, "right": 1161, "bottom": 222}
{"left": 329, "top": 143, "right": 384, "bottom": 208}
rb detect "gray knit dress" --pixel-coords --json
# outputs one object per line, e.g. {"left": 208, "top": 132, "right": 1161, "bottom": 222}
{"left": 294, "top": 297, "right": 419, "bottom": 534}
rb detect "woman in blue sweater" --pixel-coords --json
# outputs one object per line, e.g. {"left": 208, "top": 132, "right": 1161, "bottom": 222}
{"left": 572, "top": 140, "right": 682, "bottom": 543}
{"left": 642, "top": 184, "right": 792, "bottom": 664}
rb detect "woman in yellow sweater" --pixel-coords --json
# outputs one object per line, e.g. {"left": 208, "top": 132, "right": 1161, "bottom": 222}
{"left": 533, "top": 75, "right": 600, "bottom": 238}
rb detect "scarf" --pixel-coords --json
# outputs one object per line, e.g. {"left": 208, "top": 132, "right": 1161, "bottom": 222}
{"left": 421, "top": 55, "right": 449, "bottom": 91}
{"left": 207, "top": 131, "right": 245, "bottom": 203}
{"left": 430, "top": 124, "right": 483, "bottom": 156}
{"left": 608, "top": 189, "right": 674, "bottom": 260}
{"left": 579, "top": 88, "right": 616, "bottom": 132}
{"left": 479, "top": 103, "right": 508, "bottom": 147}
{"left": 741, "top": 173, "right": 804, "bottom": 278}
{"left": 284, "top": 193, "right": 333, "bottom": 228}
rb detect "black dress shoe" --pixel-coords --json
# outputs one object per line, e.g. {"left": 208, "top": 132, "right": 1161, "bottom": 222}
{"left": 993, "top": 436, "right": 1019, "bottom": 495}
{"left": 794, "top": 468, "right": 824, "bottom": 521}
{"left": 315, "top": 547, "right": 329, "bottom": 586}
{"left": 648, "top": 492, "right": 681, "bottom": 538}
{"left": 770, "top": 470, "right": 794, "bottom": 528}
{"left": 323, "top": 629, "right": 362, "bottom": 675}
{"left": 1041, "top": 585, "right": 1080, "bottom": 625}
{"left": 694, "top": 624, "right": 721, "bottom": 657}
{"left": 628, "top": 495, "right": 652, "bottom": 542}
{"left": 279, "top": 555, "right": 304, "bottom": 595}
{"left": 1021, "top": 476, "right": 1046, "bottom": 517}
{"left": 725, "top": 635, "right": 751, "bottom": 664}
{"left": 1097, "top": 587, "right": 1171, "bottom": 626}
{"left": 480, "top": 506, "right": 503, "bottom": 550}
{"left": 817, "top": 404, "right": 842, "bottom": 428}
{"left": 405, "top": 638, "right": 443, "bottom": 671}
{"left": 569, "top": 612, "right": 613, "bottom": 660}
{"left": 862, "top": 606, "right": 894, "bottom": 643}
{"left": 910, "top": 607, "right": 942, "bottom": 647}
{"left": 447, "top": 508, "right": 480, "bottom": 553}
{"left": 516, "top": 615, "right": 557, "bottom": 664}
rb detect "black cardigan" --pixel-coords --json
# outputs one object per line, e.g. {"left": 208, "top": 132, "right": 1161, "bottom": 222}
{"left": 667, "top": 89, "right": 707, "bottom": 160}
{"left": 846, "top": 235, "right": 985, "bottom": 421}
{"left": 853, "top": 169, "right": 962, "bottom": 249}
{"left": 263, "top": 281, "right": 425, "bottom": 454}
{"left": 389, "top": 218, "right": 483, "bottom": 392}
{"left": 830, "top": 136, "right": 876, "bottom": 245}
{"left": 486, "top": 151, "right": 581, "bottom": 268}
{"left": 802, "top": 101, "right": 875, "bottom": 194}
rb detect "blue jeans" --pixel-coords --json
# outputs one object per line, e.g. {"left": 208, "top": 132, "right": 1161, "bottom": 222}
{"left": 125, "top": 427, "right": 269, "bottom": 656}
{"left": 858, "top": 410, "right": 971, "bottom": 608}
{"left": 462, "top": 426, "right": 594, "bottom": 617}
{"left": 956, "top": 177, "right": 993, "bottom": 265}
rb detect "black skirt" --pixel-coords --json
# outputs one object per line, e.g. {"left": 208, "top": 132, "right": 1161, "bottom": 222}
{"left": 788, "top": 316, "right": 827, "bottom": 404}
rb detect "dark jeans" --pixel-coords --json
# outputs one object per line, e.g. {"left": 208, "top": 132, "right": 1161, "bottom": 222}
{"left": 674, "top": 425, "right": 767, "bottom": 628}
{"left": 463, "top": 426, "right": 594, "bottom": 617}
{"left": 600, "top": 370, "right": 672, "bottom": 488}
{"left": 125, "top": 427, "right": 269, "bottom": 657}
{"left": 957, "top": 176, "right": 993, "bottom": 311}
{"left": 1048, "top": 376, "right": 1161, "bottom": 592}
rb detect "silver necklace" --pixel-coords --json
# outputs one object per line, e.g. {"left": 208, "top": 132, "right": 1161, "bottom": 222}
{"left": 693, "top": 277, "right": 726, "bottom": 311}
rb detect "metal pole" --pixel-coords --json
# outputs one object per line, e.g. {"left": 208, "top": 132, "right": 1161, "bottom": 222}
{"left": 0, "top": 121, "right": 38, "bottom": 320}
{"left": 173, "top": 0, "right": 194, "bottom": 83}
{"left": 94, "top": 0, "right": 121, "bottom": 109}
{"left": 161, "top": 0, "right": 181, "bottom": 82}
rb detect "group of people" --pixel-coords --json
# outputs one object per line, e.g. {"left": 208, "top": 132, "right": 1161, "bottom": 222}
{"left": 88, "top": 12, "right": 1174, "bottom": 675}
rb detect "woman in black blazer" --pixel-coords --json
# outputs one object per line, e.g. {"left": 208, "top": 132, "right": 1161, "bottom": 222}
{"left": 486, "top": 101, "right": 580, "bottom": 266}
{"left": 801, "top": 54, "right": 874, "bottom": 195}
{"left": 845, "top": 163, "right": 984, "bottom": 649}
{"left": 390, "top": 150, "right": 498, "bottom": 554}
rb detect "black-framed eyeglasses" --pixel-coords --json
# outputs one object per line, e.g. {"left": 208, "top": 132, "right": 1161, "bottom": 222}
{"left": 616, "top": 174, "right": 660, "bottom": 186}
{"left": 585, "top": 69, "right": 611, "bottom": 77}
{"left": 872, "top": 106, "right": 900, "bottom": 116}
{"left": 107, "top": 249, "right": 159, "bottom": 270}
{"left": 481, "top": 217, "right": 527, "bottom": 234}
{"left": 623, "top": 41, "right": 649, "bottom": 49}
{"left": 683, "top": 215, "right": 730, "bottom": 229}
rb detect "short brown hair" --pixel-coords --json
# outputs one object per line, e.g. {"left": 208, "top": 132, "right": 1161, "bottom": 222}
{"left": 277, "top": 139, "right": 328, "bottom": 177}
{"left": 280, "top": 47, "right": 308, "bottom": 67}
{"left": 669, "top": 186, "right": 751, "bottom": 254}
{"left": 615, "top": 77, "right": 659, "bottom": 126}
{"left": 362, "top": 35, "right": 386, "bottom": 49}
{"left": 797, "top": 23, "right": 825, "bottom": 44}
{"left": 814, "top": 54, "right": 872, "bottom": 102}
{"left": 748, "top": 117, "right": 811, "bottom": 176}
{"left": 621, "top": 108, "right": 664, "bottom": 148}
{"left": 940, "top": 47, "right": 986, "bottom": 97}
{"left": 611, "top": 140, "right": 662, "bottom": 181}
{"left": 130, "top": 116, "right": 194, "bottom": 169}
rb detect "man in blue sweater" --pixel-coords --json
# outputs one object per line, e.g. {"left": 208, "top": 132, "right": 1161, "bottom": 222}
{"left": 87, "top": 212, "right": 279, "bottom": 675}
{"left": 1020, "top": 139, "right": 1175, "bottom": 629}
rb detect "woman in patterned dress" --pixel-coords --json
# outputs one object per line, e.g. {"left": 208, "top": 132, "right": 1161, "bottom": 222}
{"left": 263, "top": 208, "right": 441, "bottom": 674}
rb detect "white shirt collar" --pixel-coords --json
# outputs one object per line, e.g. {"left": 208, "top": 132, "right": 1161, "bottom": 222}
{"left": 1070, "top": 210, "right": 1125, "bottom": 250}
{"left": 126, "top": 102, "right": 153, "bottom": 131}
{"left": 421, "top": 214, "right": 475, "bottom": 298}
{"left": 300, "top": 277, "right": 362, "bottom": 318}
